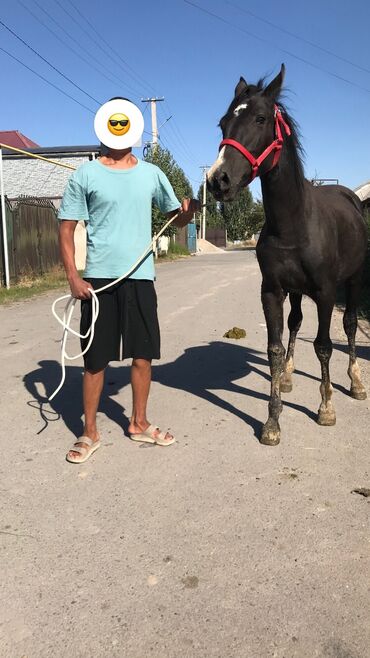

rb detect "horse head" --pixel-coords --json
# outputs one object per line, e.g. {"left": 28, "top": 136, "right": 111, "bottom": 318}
{"left": 207, "top": 64, "right": 286, "bottom": 201}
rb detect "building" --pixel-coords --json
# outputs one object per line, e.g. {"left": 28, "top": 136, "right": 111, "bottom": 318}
{"left": 354, "top": 181, "right": 370, "bottom": 221}
{"left": 0, "top": 137, "right": 99, "bottom": 206}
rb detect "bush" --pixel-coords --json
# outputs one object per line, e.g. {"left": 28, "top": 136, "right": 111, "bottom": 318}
{"left": 168, "top": 243, "right": 190, "bottom": 256}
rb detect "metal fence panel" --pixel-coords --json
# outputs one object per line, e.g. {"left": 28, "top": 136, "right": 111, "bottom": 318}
{"left": 0, "top": 196, "right": 60, "bottom": 284}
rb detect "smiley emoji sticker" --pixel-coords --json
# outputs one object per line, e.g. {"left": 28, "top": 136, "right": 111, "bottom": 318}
{"left": 94, "top": 99, "right": 144, "bottom": 149}
{"left": 107, "top": 113, "right": 130, "bottom": 136}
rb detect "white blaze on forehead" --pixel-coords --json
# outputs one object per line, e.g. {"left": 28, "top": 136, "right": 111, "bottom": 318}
{"left": 233, "top": 102, "right": 248, "bottom": 116}
{"left": 207, "top": 146, "right": 226, "bottom": 180}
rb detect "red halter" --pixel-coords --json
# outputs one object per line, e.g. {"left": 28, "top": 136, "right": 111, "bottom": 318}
{"left": 219, "top": 105, "right": 291, "bottom": 181}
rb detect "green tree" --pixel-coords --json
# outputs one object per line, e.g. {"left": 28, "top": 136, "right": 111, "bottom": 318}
{"left": 197, "top": 184, "right": 223, "bottom": 228}
{"left": 144, "top": 145, "right": 193, "bottom": 235}
{"left": 247, "top": 199, "right": 265, "bottom": 238}
{"left": 220, "top": 187, "right": 254, "bottom": 241}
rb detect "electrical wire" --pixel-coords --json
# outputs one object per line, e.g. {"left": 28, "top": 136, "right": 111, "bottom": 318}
{"left": 184, "top": 0, "right": 370, "bottom": 96}
{"left": 65, "top": 0, "right": 158, "bottom": 96}
{"left": 16, "top": 0, "right": 127, "bottom": 93}
{"left": 32, "top": 0, "right": 138, "bottom": 94}
{"left": 157, "top": 105, "right": 200, "bottom": 167}
{"left": 51, "top": 0, "right": 146, "bottom": 99}
{"left": 0, "top": 44, "right": 95, "bottom": 113}
{"left": 162, "top": 101, "right": 202, "bottom": 163}
{"left": 224, "top": 0, "right": 370, "bottom": 78}
{"left": 0, "top": 18, "right": 102, "bottom": 105}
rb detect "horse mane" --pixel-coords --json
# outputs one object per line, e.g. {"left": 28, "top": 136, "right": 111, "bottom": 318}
{"left": 220, "top": 80, "right": 306, "bottom": 189}
{"left": 276, "top": 95, "right": 305, "bottom": 189}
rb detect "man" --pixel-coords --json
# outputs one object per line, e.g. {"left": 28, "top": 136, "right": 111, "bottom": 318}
{"left": 58, "top": 98, "right": 199, "bottom": 463}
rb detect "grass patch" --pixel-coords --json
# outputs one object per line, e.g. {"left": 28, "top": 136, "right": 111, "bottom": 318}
{"left": 0, "top": 268, "right": 68, "bottom": 305}
{"left": 157, "top": 242, "right": 190, "bottom": 261}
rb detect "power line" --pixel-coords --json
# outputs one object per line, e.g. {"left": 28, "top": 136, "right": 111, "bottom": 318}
{"left": 32, "top": 0, "right": 136, "bottom": 93}
{"left": 184, "top": 0, "right": 370, "bottom": 96}
{"left": 224, "top": 0, "right": 370, "bottom": 78}
{"left": 16, "top": 0, "right": 124, "bottom": 94}
{"left": 158, "top": 104, "right": 201, "bottom": 166}
{"left": 51, "top": 0, "right": 145, "bottom": 99}
{"left": 0, "top": 18, "right": 102, "bottom": 105}
{"left": 0, "top": 44, "right": 95, "bottom": 113}
{"left": 162, "top": 101, "right": 202, "bottom": 162}
{"left": 65, "top": 0, "right": 157, "bottom": 96}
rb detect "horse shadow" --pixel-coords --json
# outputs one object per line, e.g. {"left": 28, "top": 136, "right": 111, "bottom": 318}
{"left": 295, "top": 336, "right": 370, "bottom": 395}
{"left": 24, "top": 340, "right": 325, "bottom": 441}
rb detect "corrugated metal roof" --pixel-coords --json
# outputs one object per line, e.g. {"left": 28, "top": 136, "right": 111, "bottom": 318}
{"left": 354, "top": 181, "right": 370, "bottom": 202}
{"left": 2, "top": 144, "right": 100, "bottom": 157}
{"left": 0, "top": 130, "right": 39, "bottom": 148}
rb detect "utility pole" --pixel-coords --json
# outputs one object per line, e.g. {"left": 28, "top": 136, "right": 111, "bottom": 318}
{"left": 199, "top": 165, "right": 209, "bottom": 240}
{"left": 141, "top": 97, "right": 164, "bottom": 150}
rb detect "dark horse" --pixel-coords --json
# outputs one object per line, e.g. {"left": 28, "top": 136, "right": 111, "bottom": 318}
{"left": 207, "top": 64, "right": 367, "bottom": 445}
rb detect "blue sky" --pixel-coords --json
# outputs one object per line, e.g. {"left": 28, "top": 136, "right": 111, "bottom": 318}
{"left": 1, "top": 0, "right": 369, "bottom": 198}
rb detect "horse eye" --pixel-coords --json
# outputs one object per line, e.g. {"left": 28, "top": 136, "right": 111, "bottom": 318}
{"left": 256, "top": 115, "right": 265, "bottom": 124}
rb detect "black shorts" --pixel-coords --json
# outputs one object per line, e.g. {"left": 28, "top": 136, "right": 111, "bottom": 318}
{"left": 80, "top": 278, "right": 160, "bottom": 371}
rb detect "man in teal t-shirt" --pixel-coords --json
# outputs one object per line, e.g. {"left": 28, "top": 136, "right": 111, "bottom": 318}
{"left": 58, "top": 139, "right": 199, "bottom": 463}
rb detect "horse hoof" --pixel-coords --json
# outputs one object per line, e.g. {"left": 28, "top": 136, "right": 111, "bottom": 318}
{"left": 280, "top": 380, "right": 293, "bottom": 393}
{"left": 260, "top": 423, "right": 281, "bottom": 446}
{"left": 350, "top": 388, "right": 367, "bottom": 401}
{"left": 317, "top": 411, "right": 336, "bottom": 426}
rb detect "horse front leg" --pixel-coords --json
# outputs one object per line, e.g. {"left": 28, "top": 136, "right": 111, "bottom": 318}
{"left": 261, "top": 288, "right": 286, "bottom": 446}
{"left": 314, "top": 293, "right": 336, "bottom": 426}
{"left": 280, "top": 292, "right": 303, "bottom": 393}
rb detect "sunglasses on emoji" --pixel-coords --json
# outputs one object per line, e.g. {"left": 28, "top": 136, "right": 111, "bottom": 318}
{"left": 109, "top": 119, "right": 129, "bottom": 127}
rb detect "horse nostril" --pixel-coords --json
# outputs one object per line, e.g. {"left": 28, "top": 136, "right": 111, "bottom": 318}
{"left": 220, "top": 171, "right": 229, "bottom": 186}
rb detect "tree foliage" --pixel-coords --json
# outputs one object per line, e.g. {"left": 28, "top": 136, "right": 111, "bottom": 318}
{"left": 144, "top": 145, "right": 193, "bottom": 235}
{"left": 221, "top": 188, "right": 253, "bottom": 241}
{"left": 197, "top": 184, "right": 223, "bottom": 228}
{"left": 247, "top": 199, "right": 265, "bottom": 238}
{"left": 218, "top": 190, "right": 265, "bottom": 241}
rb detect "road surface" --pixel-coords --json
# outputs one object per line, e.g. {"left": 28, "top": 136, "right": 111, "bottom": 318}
{"left": 0, "top": 251, "right": 369, "bottom": 658}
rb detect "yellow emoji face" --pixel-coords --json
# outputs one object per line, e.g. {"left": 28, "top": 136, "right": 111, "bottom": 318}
{"left": 107, "top": 113, "right": 131, "bottom": 136}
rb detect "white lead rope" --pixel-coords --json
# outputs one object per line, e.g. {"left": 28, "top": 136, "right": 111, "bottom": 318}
{"left": 49, "top": 212, "right": 180, "bottom": 401}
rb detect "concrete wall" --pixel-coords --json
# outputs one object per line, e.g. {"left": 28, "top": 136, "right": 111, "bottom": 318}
{"left": 2, "top": 156, "right": 91, "bottom": 200}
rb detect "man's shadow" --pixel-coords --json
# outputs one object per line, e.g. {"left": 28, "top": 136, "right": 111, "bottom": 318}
{"left": 24, "top": 340, "right": 322, "bottom": 441}
{"left": 23, "top": 361, "right": 131, "bottom": 438}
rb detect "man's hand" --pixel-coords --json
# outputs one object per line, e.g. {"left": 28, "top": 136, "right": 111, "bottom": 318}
{"left": 69, "top": 274, "right": 92, "bottom": 300}
{"left": 171, "top": 198, "right": 201, "bottom": 228}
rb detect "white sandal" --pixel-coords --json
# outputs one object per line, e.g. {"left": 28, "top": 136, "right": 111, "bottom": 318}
{"left": 130, "top": 424, "right": 175, "bottom": 446}
{"left": 66, "top": 436, "right": 101, "bottom": 464}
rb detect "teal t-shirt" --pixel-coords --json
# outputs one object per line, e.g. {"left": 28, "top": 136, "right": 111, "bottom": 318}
{"left": 58, "top": 158, "right": 180, "bottom": 279}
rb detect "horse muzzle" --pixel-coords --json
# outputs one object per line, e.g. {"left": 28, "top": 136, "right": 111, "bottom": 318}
{"left": 207, "top": 169, "right": 233, "bottom": 201}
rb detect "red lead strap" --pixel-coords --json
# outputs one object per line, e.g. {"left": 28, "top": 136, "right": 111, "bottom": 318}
{"left": 220, "top": 105, "right": 291, "bottom": 181}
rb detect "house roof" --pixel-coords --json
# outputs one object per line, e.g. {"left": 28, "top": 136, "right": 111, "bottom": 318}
{"left": 354, "top": 181, "right": 370, "bottom": 203}
{"left": 0, "top": 130, "right": 39, "bottom": 149}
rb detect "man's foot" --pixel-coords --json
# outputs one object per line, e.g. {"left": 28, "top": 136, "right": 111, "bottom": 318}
{"left": 67, "top": 431, "right": 100, "bottom": 462}
{"left": 128, "top": 422, "right": 175, "bottom": 446}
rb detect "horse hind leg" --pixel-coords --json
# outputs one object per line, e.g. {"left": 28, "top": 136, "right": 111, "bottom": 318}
{"left": 343, "top": 276, "right": 367, "bottom": 400}
{"left": 280, "top": 293, "right": 303, "bottom": 393}
{"left": 314, "top": 292, "right": 336, "bottom": 426}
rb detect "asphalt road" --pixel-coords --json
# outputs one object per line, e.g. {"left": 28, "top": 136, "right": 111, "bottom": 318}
{"left": 1, "top": 251, "right": 369, "bottom": 658}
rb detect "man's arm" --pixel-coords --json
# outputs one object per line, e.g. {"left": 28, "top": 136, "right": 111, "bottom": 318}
{"left": 167, "top": 198, "right": 201, "bottom": 228}
{"left": 59, "top": 221, "right": 92, "bottom": 299}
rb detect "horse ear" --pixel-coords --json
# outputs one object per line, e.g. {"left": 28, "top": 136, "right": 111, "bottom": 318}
{"left": 234, "top": 77, "right": 248, "bottom": 97}
{"left": 263, "top": 64, "right": 285, "bottom": 99}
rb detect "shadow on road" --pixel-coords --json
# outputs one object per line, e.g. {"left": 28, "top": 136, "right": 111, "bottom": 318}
{"left": 23, "top": 340, "right": 343, "bottom": 441}
{"left": 296, "top": 336, "right": 369, "bottom": 396}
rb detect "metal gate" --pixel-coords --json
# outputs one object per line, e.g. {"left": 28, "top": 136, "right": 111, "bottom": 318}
{"left": 187, "top": 221, "right": 197, "bottom": 253}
